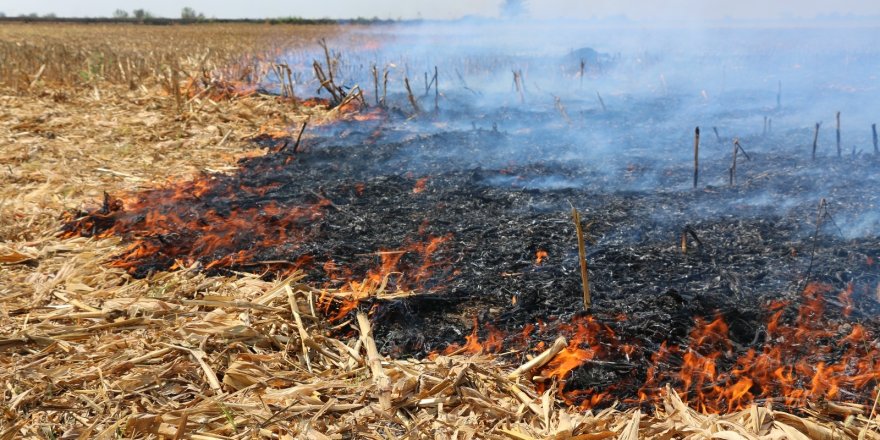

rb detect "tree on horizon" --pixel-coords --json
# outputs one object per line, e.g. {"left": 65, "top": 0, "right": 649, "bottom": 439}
{"left": 181, "top": 7, "right": 205, "bottom": 21}
{"left": 500, "top": 0, "right": 528, "bottom": 18}
{"left": 132, "top": 9, "right": 153, "bottom": 20}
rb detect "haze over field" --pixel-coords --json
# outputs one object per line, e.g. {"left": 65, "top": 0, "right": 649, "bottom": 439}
{"left": 4, "top": 0, "right": 880, "bottom": 21}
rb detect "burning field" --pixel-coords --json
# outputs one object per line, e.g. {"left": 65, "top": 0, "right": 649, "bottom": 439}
{"left": 4, "top": 20, "right": 880, "bottom": 439}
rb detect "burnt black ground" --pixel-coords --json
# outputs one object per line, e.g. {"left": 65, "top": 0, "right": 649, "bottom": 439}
{"left": 65, "top": 100, "right": 880, "bottom": 407}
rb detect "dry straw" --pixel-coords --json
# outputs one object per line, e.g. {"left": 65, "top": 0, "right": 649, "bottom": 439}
{"left": 1, "top": 22, "right": 878, "bottom": 439}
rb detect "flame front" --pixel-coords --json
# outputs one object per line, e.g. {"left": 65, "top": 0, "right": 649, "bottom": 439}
{"left": 442, "top": 282, "right": 879, "bottom": 413}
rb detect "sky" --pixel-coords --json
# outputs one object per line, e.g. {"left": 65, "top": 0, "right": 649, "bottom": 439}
{"left": 1, "top": 0, "right": 880, "bottom": 21}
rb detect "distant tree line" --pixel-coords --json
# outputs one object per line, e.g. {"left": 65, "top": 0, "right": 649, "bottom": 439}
{"left": 0, "top": 10, "right": 399, "bottom": 25}
{"left": 112, "top": 7, "right": 205, "bottom": 22}
{"left": 8, "top": 12, "right": 57, "bottom": 18}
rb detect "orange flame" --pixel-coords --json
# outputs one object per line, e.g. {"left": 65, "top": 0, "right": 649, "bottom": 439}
{"left": 413, "top": 177, "right": 429, "bottom": 194}
{"left": 352, "top": 107, "right": 386, "bottom": 122}
{"left": 633, "top": 282, "right": 880, "bottom": 412}
{"left": 443, "top": 318, "right": 504, "bottom": 355}
{"left": 535, "top": 250, "right": 548, "bottom": 266}
{"left": 437, "top": 282, "right": 879, "bottom": 414}
{"left": 319, "top": 234, "right": 453, "bottom": 323}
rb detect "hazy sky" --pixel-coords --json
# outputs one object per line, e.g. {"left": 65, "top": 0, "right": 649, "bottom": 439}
{"left": 2, "top": 0, "right": 880, "bottom": 21}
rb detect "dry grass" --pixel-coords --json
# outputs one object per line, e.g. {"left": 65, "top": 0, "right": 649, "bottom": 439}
{"left": 0, "top": 22, "right": 346, "bottom": 90}
{"left": 1, "top": 23, "right": 879, "bottom": 439}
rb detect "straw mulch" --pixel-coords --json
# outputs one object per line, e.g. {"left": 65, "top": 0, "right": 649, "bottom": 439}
{"left": 1, "top": 25, "right": 879, "bottom": 439}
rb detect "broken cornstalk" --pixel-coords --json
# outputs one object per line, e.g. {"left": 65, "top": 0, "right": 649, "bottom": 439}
{"left": 512, "top": 69, "right": 525, "bottom": 104}
{"left": 371, "top": 64, "right": 379, "bottom": 106}
{"left": 554, "top": 96, "right": 572, "bottom": 126}
{"left": 729, "top": 138, "right": 750, "bottom": 187}
{"left": 873, "top": 123, "right": 878, "bottom": 155}
{"left": 836, "top": 111, "right": 841, "bottom": 158}
{"left": 273, "top": 63, "right": 295, "bottom": 99}
{"left": 693, "top": 127, "right": 700, "bottom": 189}
{"left": 812, "top": 122, "right": 821, "bottom": 160}
{"left": 571, "top": 207, "right": 591, "bottom": 310}
{"left": 434, "top": 66, "right": 439, "bottom": 112}
{"left": 404, "top": 77, "right": 422, "bottom": 114}
{"left": 507, "top": 336, "right": 567, "bottom": 379}
{"left": 318, "top": 38, "right": 335, "bottom": 86}
{"left": 293, "top": 117, "right": 309, "bottom": 153}
{"left": 313, "top": 60, "right": 341, "bottom": 105}
{"left": 382, "top": 69, "right": 389, "bottom": 107}
{"left": 596, "top": 91, "right": 607, "bottom": 112}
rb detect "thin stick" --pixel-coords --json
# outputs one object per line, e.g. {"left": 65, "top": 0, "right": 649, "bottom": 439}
{"left": 713, "top": 126, "right": 722, "bottom": 143}
{"left": 313, "top": 61, "right": 340, "bottom": 104}
{"left": 28, "top": 64, "right": 46, "bottom": 89}
{"left": 382, "top": 70, "right": 388, "bottom": 107}
{"left": 285, "top": 65, "right": 295, "bottom": 98}
{"left": 873, "top": 123, "right": 878, "bottom": 155}
{"left": 319, "top": 38, "right": 334, "bottom": 85}
{"left": 836, "top": 111, "right": 841, "bottom": 158}
{"left": 371, "top": 64, "right": 379, "bottom": 106}
{"left": 404, "top": 77, "right": 421, "bottom": 114}
{"left": 292, "top": 117, "right": 309, "bottom": 153}
{"left": 571, "top": 207, "right": 591, "bottom": 310}
{"left": 857, "top": 386, "right": 880, "bottom": 440}
{"left": 801, "top": 199, "right": 827, "bottom": 292}
{"left": 763, "top": 116, "right": 768, "bottom": 136}
{"left": 693, "top": 127, "right": 700, "bottom": 189}
{"left": 554, "top": 96, "right": 572, "bottom": 125}
{"left": 596, "top": 91, "right": 607, "bottom": 112}
{"left": 512, "top": 70, "right": 525, "bottom": 104}
{"left": 812, "top": 122, "right": 820, "bottom": 161}
{"left": 735, "top": 139, "right": 751, "bottom": 161}
{"left": 730, "top": 138, "right": 740, "bottom": 187}
{"left": 434, "top": 65, "right": 439, "bottom": 112}
{"left": 456, "top": 69, "right": 479, "bottom": 96}
{"left": 271, "top": 64, "right": 283, "bottom": 97}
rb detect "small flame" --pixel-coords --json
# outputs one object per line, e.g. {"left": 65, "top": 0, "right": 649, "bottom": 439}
{"left": 352, "top": 107, "right": 386, "bottom": 122}
{"left": 320, "top": 234, "right": 453, "bottom": 322}
{"left": 442, "top": 318, "right": 504, "bottom": 355}
{"left": 535, "top": 250, "right": 548, "bottom": 265}
{"left": 413, "top": 177, "right": 428, "bottom": 194}
{"left": 541, "top": 316, "right": 610, "bottom": 382}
